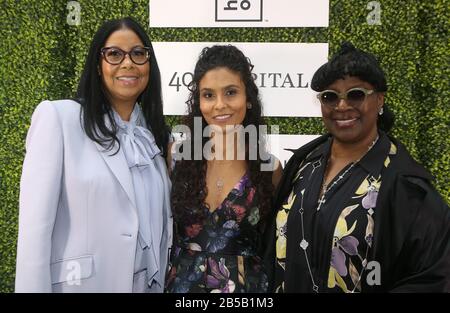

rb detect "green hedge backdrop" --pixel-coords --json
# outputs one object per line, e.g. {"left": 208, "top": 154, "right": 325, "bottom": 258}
{"left": 0, "top": 0, "right": 448, "bottom": 292}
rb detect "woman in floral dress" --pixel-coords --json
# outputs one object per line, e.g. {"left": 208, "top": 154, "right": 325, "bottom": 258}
{"left": 166, "top": 45, "right": 282, "bottom": 293}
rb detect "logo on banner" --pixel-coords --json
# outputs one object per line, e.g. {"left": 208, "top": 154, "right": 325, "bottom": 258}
{"left": 216, "top": 0, "right": 263, "bottom": 22}
{"left": 168, "top": 71, "right": 309, "bottom": 92}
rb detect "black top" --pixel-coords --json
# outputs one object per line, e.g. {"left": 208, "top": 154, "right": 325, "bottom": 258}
{"left": 264, "top": 131, "right": 450, "bottom": 292}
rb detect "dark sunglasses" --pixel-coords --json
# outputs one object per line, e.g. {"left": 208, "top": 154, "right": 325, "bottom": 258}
{"left": 100, "top": 46, "right": 151, "bottom": 65}
{"left": 316, "top": 87, "right": 375, "bottom": 108}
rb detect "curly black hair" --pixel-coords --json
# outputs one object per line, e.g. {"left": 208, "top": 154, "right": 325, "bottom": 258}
{"left": 171, "top": 45, "right": 274, "bottom": 231}
{"left": 311, "top": 41, "right": 395, "bottom": 132}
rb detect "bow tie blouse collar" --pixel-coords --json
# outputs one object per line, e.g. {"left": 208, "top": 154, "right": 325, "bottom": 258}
{"left": 111, "top": 104, "right": 161, "bottom": 168}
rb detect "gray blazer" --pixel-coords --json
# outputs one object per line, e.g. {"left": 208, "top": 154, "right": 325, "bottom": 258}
{"left": 15, "top": 100, "right": 173, "bottom": 292}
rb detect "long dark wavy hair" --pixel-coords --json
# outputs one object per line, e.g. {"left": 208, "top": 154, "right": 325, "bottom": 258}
{"left": 311, "top": 41, "right": 395, "bottom": 132}
{"left": 171, "top": 45, "right": 274, "bottom": 230}
{"left": 75, "top": 17, "right": 169, "bottom": 156}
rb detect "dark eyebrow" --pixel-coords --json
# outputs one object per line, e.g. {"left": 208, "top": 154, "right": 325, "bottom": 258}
{"left": 200, "top": 85, "right": 241, "bottom": 92}
{"left": 200, "top": 88, "right": 213, "bottom": 92}
{"left": 103, "top": 45, "right": 145, "bottom": 50}
{"left": 224, "top": 84, "right": 240, "bottom": 89}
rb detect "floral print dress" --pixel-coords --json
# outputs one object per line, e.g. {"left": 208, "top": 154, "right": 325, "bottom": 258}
{"left": 166, "top": 173, "right": 268, "bottom": 293}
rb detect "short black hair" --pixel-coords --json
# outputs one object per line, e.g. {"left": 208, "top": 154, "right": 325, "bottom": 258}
{"left": 311, "top": 41, "right": 394, "bottom": 132}
{"left": 311, "top": 41, "right": 387, "bottom": 92}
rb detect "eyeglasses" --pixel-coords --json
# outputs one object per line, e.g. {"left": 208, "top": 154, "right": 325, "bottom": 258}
{"left": 316, "top": 87, "right": 375, "bottom": 108}
{"left": 100, "top": 46, "right": 151, "bottom": 65}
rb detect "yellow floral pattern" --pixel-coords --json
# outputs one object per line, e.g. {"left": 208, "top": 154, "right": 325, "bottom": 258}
{"left": 274, "top": 139, "right": 397, "bottom": 293}
{"left": 327, "top": 143, "right": 397, "bottom": 292}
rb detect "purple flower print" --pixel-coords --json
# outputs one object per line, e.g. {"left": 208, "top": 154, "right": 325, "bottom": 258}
{"left": 206, "top": 257, "right": 235, "bottom": 293}
{"left": 339, "top": 236, "right": 359, "bottom": 255}
{"left": 362, "top": 188, "right": 378, "bottom": 209}
{"left": 231, "top": 175, "right": 247, "bottom": 196}
{"left": 331, "top": 236, "right": 359, "bottom": 276}
{"left": 331, "top": 247, "right": 348, "bottom": 276}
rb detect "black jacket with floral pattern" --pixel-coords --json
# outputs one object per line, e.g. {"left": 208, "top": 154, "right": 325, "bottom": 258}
{"left": 263, "top": 132, "right": 450, "bottom": 292}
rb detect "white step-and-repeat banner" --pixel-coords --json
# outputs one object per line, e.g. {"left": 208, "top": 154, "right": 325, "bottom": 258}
{"left": 153, "top": 42, "right": 328, "bottom": 117}
{"left": 150, "top": 0, "right": 329, "bottom": 28}
{"left": 267, "top": 134, "right": 320, "bottom": 167}
{"left": 152, "top": 0, "right": 329, "bottom": 165}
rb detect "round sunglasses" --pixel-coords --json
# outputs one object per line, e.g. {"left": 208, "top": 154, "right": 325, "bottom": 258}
{"left": 316, "top": 87, "right": 375, "bottom": 108}
{"left": 100, "top": 46, "right": 151, "bottom": 65}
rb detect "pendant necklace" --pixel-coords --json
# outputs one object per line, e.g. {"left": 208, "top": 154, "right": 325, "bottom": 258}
{"left": 298, "top": 134, "right": 379, "bottom": 293}
{"left": 216, "top": 178, "right": 224, "bottom": 193}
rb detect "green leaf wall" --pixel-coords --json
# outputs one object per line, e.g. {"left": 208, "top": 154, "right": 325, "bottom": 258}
{"left": 0, "top": 0, "right": 448, "bottom": 292}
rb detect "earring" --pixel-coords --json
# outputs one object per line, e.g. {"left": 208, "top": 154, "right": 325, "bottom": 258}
{"left": 247, "top": 102, "right": 252, "bottom": 109}
{"left": 378, "top": 107, "right": 384, "bottom": 115}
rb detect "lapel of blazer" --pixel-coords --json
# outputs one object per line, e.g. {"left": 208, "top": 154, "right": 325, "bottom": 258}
{"left": 152, "top": 155, "right": 173, "bottom": 285}
{"left": 154, "top": 155, "right": 173, "bottom": 237}
{"left": 94, "top": 142, "right": 137, "bottom": 209}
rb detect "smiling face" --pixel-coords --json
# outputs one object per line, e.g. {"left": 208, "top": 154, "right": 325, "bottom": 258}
{"left": 321, "top": 76, "right": 384, "bottom": 144}
{"left": 100, "top": 28, "right": 150, "bottom": 109}
{"left": 199, "top": 67, "right": 247, "bottom": 131}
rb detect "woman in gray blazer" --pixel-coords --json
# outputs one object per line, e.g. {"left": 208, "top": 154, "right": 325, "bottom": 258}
{"left": 15, "top": 17, "right": 173, "bottom": 293}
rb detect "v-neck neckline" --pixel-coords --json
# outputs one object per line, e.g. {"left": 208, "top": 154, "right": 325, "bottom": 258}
{"left": 206, "top": 172, "right": 248, "bottom": 214}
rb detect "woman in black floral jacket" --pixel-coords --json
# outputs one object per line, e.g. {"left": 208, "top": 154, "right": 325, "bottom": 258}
{"left": 264, "top": 42, "right": 449, "bottom": 293}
